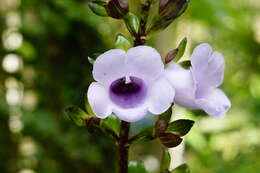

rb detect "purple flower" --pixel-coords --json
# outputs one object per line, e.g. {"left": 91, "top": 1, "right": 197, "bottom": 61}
{"left": 87, "top": 46, "right": 175, "bottom": 122}
{"left": 165, "top": 43, "right": 231, "bottom": 117}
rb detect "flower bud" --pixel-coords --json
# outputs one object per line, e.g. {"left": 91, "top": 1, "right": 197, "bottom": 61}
{"left": 123, "top": 12, "right": 140, "bottom": 35}
{"left": 159, "top": 0, "right": 189, "bottom": 20}
{"left": 147, "top": 0, "right": 189, "bottom": 34}
{"left": 165, "top": 37, "right": 187, "bottom": 63}
{"left": 105, "top": 0, "right": 129, "bottom": 19}
{"left": 88, "top": 1, "right": 108, "bottom": 17}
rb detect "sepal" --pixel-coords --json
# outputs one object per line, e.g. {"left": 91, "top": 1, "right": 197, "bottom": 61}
{"left": 115, "top": 34, "right": 132, "bottom": 50}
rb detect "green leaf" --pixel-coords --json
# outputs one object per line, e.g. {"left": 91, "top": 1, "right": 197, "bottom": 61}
{"left": 166, "top": 119, "right": 194, "bottom": 136}
{"left": 171, "top": 164, "right": 190, "bottom": 173}
{"left": 173, "top": 37, "right": 187, "bottom": 62}
{"left": 159, "top": 106, "right": 173, "bottom": 122}
{"left": 160, "top": 150, "right": 171, "bottom": 172}
{"left": 65, "top": 106, "right": 89, "bottom": 127}
{"left": 128, "top": 161, "right": 147, "bottom": 173}
{"left": 115, "top": 34, "right": 131, "bottom": 50}
{"left": 159, "top": 133, "right": 183, "bottom": 148}
{"left": 124, "top": 12, "right": 140, "bottom": 34}
{"left": 103, "top": 114, "right": 121, "bottom": 136}
{"left": 88, "top": 1, "right": 108, "bottom": 17}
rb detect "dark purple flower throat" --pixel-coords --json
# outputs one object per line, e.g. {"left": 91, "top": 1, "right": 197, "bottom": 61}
{"left": 109, "top": 76, "right": 147, "bottom": 109}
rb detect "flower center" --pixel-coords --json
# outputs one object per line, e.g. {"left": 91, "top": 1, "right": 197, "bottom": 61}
{"left": 109, "top": 76, "right": 147, "bottom": 109}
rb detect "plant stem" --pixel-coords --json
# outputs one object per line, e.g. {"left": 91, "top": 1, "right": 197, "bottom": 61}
{"left": 118, "top": 121, "right": 130, "bottom": 173}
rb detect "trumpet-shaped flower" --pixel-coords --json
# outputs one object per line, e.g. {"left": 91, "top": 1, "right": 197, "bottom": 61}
{"left": 165, "top": 43, "right": 231, "bottom": 117}
{"left": 87, "top": 46, "right": 175, "bottom": 122}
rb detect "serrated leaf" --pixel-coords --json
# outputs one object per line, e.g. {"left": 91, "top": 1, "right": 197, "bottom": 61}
{"left": 115, "top": 34, "right": 131, "bottom": 50}
{"left": 160, "top": 150, "right": 171, "bottom": 172}
{"left": 166, "top": 119, "right": 194, "bottom": 136}
{"left": 103, "top": 114, "right": 121, "bottom": 136}
{"left": 159, "top": 133, "right": 183, "bottom": 148}
{"left": 173, "top": 37, "right": 187, "bottom": 62}
{"left": 128, "top": 161, "right": 147, "bottom": 173}
{"left": 171, "top": 164, "right": 190, "bottom": 173}
{"left": 65, "top": 106, "right": 89, "bottom": 127}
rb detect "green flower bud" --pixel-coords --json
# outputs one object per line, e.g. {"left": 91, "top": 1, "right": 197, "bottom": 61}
{"left": 88, "top": 1, "right": 108, "bottom": 17}
{"left": 159, "top": 0, "right": 190, "bottom": 20}
{"left": 123, "top": 12, "right": 140, "bottom": 35}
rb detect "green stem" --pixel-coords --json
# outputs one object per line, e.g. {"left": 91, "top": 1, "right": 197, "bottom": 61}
{"left": 118, "top": 121, "right": 130, "bottom": 173}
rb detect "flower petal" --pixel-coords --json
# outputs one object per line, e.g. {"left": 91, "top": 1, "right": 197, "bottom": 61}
{"left": 93, "top": 49, "right": 126, "bottom": 85}
{"left": 192, "top": 51, "right": 225, "bottom": 92}
{"left": 191, "top": 43, "right": 212, "bottom": 69}
{"left": 87, "top": 82, "right": 112, "bottom": 118}
{"left": 113, "top": 105, "right": 148, "bottom": 122}
{"left": 195, "top": 88, "right": 231, "bottom": 118}
{"left": 126, "top": 46, "right": 164, "bottom": 81}
{"left": 165, "top": 62, "right": 197, "bottom": 108}
{"left": 148, "top": 76, "right": 175, "bottom": 114}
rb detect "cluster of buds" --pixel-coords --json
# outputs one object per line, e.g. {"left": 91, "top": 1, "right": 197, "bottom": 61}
{"left": 88, "top": 0, "right": 190, "bottom": 43}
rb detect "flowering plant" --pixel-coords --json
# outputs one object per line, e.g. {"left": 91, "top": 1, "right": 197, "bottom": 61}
{"left": 65, "top": 0, "right": 231, "bottom": 172}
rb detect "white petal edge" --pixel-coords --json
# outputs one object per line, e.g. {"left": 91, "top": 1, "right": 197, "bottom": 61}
{"left": 191, "top": 43, "right": 212, "bottom": 69}
{"left": 87, "top": 82, "right": 112, "bottom": 118}
{"left": 148, "top": 76, "right": 175, "bottom": 114}
{"left": 165, "top": 62, "right": 197, "bottom": 108}
{"left": 126, "top": 46, "right": 164, "bottom": 81}
{"left": 195, "top": 88, "right": 231, "bottom": 118}
{"left": 93, "top": 49, "right": 126, "bottom": 85}
{"left": 113, "top": 105, "right": 149, "bottom": 122}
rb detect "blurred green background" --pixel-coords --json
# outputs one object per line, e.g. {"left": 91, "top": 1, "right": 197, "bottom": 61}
{"left": 0, "top": 0, "right": 260, "bottom": 173}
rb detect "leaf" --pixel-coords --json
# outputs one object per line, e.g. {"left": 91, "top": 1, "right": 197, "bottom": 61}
{"left": 65, "top": 106, "right": 89, "bottom": 127}
{"left": 171, "top": 164, "right": 190, "bottom": 173}
{"left": 173, "top": 37, "right": 187, "bottom": 62}
{"left": 115, "top": 34, "right": 131, "bottom": 50}
{"left": 159, "top": 106, "right": 173, "bottom": 122}
{"left": 103, "top": 114, "right": 121, "bottom": 136}
{"left": 166, "top": 119, "right": 194, "bottom": 136}
{"left": 159, "top": 133, "right": 183, "bottom": 148}
{"left": 128, "top": 161, "right": 147, "bottom": 173}
{"left": 84, "top": 98, "right": 95, "bottom": 117}
{"left": 160, "top": 150, "right": 171, "bottom": 172}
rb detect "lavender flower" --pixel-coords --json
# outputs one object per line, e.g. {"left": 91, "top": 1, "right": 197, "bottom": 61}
{"left": 165, "top": 43, "right": 231, "bottom": 117}
{"left": 87, "top": 46, "right": 175, "bottom": 122}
